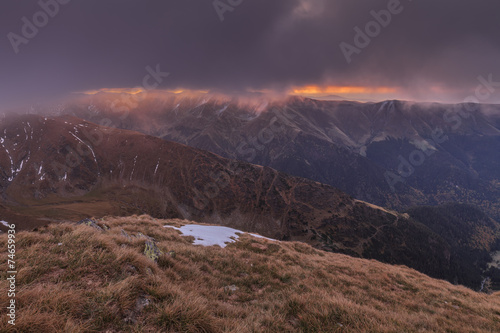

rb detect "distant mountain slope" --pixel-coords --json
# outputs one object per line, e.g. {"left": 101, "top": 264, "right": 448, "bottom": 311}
{"left": 1, "top": 216, "right": 499, "bottom": 332}
{"left": 0, "top": 114, "right": 478, "bottom": 287}
{"left": 406, "top": 203, "right": 500, "bottom": 288}
{"left": 57, "top": 93, "right": 500, "bottom": 221}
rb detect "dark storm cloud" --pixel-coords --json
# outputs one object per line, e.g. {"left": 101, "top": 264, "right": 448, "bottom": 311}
{"left": 1, "top": 0, "right": 500, "bottom": 107}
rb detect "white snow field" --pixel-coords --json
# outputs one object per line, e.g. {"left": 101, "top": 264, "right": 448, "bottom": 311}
{"left": 163, "top": 224, "right": 275, "bottom": 248}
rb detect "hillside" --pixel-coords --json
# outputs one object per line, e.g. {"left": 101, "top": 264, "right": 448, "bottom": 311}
{"left": 57, "top": 93, "right": 500, "bottom": 220}
{"left": 407, "top": 203, "right": 500, "bottom": 289}
{"left": 1, "top": 215, "right": 499, "bottom": 332}
{"left": 0, "top": 114, "right": 471, "bottom": 287}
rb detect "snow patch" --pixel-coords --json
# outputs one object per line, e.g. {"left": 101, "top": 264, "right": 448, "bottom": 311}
{"left": 163, "top": 224, "right": 275, "bottom": 248}
{"left": 154, "top": 158, "right": 160, "bottom": 175}
{"left": 0, "top": 221, "right": 10, "bottom": 228}
{"left": 69, "top": 132, "right": 100, "bottom": 176}
{"left": 216, "top": 105, "right": 228, "bottom": 116}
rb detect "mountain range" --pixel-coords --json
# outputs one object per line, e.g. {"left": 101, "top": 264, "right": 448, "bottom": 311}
{"left": 1, "top": 112, "right": 499, "bottom": 289}
{"left": 57, "top": 92, "right": 500, "bottom": 222}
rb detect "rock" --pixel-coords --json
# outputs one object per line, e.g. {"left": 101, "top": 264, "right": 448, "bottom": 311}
{"left": 124, "top": 294, "right": 150, "bottom": 324}
{"left": 136, "top": 232, "right": 155, "bottom": 241}
{"left": 123, "top": 264, "right": 138, "bottom": 276}
{"left": 224, "top": 285, "right": 239, "bottom": 294}
{"left": 167, "top": 250, "right": 176, "bottom": 258}
{"left": 135, "top": 295, "right": 150, "bottom": 312}
{"left": 144, "top": 240, "right": 162, "bottom": 262}
{"left": 121, "top": 229, "right": 132, "bottom": 240}
{"left": 77, "top": 218, "right": 103, "bottom": 231}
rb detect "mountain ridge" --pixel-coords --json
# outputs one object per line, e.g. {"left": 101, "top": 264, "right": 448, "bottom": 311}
{"left": 0, "top": 113, "right": 482, "bottom": 288}
{"left": 52, "top": 93, "right": 500, "bottom": 221}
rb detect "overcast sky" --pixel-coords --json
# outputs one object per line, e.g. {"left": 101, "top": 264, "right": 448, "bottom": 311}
{"left": 1, "top": 0, "right": 500, "bottom": 108}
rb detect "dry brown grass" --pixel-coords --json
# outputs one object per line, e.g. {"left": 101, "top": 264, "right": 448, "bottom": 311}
{"left": 0, "top": 215, "right": 499, "bottom": 332}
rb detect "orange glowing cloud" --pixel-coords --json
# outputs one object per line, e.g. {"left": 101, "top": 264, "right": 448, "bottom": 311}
{"left": 79, "top": 88, "right": 145, "bottom": 95}
{"left": 76, "top": 86, "right": 399, "bottom": 102}
{"left": 79, "top": 88, "right": 210, "bottom": 96}
{"left": 290, "top": 85, "right": 397, "bottom": 96}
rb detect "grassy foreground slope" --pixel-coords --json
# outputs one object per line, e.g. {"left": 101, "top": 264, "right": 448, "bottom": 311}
{"left": 0, "top": 216, "right": 499, "bottom": 332}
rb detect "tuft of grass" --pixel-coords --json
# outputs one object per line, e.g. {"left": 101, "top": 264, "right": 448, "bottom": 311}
{"left": 0, "top": 215, "right": 499, "bottom": 332}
